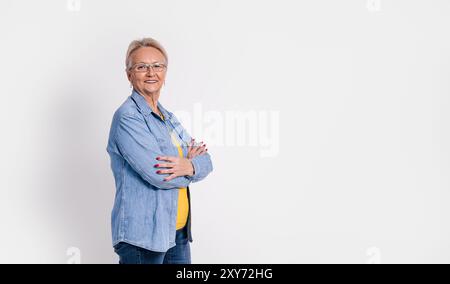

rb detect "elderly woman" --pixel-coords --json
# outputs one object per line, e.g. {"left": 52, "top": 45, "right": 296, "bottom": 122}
{"left": 106, "top": 38, "right": 213, "bottom": 264}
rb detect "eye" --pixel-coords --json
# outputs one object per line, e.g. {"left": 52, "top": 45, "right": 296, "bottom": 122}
{"left": 135, "top": 64, "right": 146, "bottom": 71}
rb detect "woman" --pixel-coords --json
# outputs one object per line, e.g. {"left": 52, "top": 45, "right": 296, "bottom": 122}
{"left": 106, "top": 38, "right": 213, "bottom": 264}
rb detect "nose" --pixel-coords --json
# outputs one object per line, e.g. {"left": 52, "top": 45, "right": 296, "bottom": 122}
{"left": 146, "top": 67, "right": 156, "bottom": 76}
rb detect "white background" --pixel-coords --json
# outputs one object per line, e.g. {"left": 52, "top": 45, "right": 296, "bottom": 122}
{"left": 0, "top": 0, "right": 449, "bottom": 263}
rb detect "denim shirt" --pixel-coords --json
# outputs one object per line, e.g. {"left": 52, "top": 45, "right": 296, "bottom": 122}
{"left": 106, "top": 89, "right": 213, "bottom": 252}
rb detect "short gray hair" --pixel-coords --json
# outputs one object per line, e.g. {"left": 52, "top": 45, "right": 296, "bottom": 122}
{"left": 125, "top": 37, "right": 168, "bottom": 70}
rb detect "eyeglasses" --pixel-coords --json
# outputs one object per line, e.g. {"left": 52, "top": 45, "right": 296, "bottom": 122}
{"left": 129, "top": 62, "right": 167, "bottom": 73}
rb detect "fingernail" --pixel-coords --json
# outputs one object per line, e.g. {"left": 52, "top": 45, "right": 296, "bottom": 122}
{"left": 156, "top": 170, "right": 161, "bottom": 174}
{"left": 163, "top": 178, "right": 167, "bottom": 182}
{"left": 156, "top": 157, "right": 160, "bottom": 160}
{"left": 154, "top": 164, "right": 159, "bottom": 168}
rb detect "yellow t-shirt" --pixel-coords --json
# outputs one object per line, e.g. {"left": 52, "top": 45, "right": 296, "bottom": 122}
{"left": 161, "top": 113, "right": 189, "bottom": 230}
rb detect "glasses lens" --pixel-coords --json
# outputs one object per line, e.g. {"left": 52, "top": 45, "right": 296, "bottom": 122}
{"left": 134, "top": 64, "right": 148, "bottom": 72}
{"left": 153, "top": 64, "right": 164, "bottom": 72}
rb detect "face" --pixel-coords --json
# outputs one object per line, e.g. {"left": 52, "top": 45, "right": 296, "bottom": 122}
{"left": 127, "top": 46, "right": 167, "bottom": 96}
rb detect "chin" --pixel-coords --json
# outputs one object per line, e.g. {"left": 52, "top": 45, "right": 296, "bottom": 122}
{"left": 146, "top": 88, "right": 161, "bottom": 94}
{"left": 144, "top": 86, "right": 161, "bottom": 93}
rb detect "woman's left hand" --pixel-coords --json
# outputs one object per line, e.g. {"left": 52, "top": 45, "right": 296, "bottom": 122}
{"left": 154, "top": 156, "right": 195, "bottom": 182}
{"left": 187, "top": 139, "right": 207, "bottom": 160}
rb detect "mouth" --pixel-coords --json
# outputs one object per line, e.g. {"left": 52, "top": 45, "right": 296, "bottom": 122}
{"left": 144, "top": 80, "right": 159, "bottom": 84}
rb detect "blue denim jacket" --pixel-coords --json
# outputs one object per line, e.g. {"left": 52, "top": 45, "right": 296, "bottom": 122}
{"left": 106, "top": 89, "right": 213, "bottom": 252}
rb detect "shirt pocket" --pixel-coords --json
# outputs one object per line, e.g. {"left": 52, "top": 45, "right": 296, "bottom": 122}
{"left": 157, "top": 137, "right": 179, "bottom": 157}
{"left": 157, "top": 137, "right": 169, "bottom": 152}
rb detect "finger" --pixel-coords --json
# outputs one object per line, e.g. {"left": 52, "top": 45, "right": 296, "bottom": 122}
{"left": 188, "top": 141, "right": 202, "bottom": 158}
{"left": 194, "top": 143, "right": 206, "bottom": 153}
{"left": 164, "top": 173, "right": 179, "bottom": 182}
{"left": 156, "top": 169, "right": 175, "bottom": 175}
{"left": 196, "top": 147, "right": 207, "bottom": 156}
{"left": 154, "top": 163, "right": 175, "bottom": 168}
{"left": 191, "top": 141, "right": 203, "bottom": 151}
{"left": 187, "top": 138, "right": 194, "bottom": 153}
{"left": 193, "top": 143, "right": 206, "bottom": 155}
{"left": 156, "top": 156, "right": 176, "bottom": 162}
{"left": 198, "top": 148, "right": 208, "bottom": 156}
{"left": 188, "top": 145, "right": 195, "bottom": 155}
{"left": 190, "top": 138, "right": 196, "bottom": 149}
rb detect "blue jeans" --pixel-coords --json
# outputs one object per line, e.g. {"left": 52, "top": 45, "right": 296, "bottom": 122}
{"left": 114, "top": 227, "right": 191, "bottom": 264}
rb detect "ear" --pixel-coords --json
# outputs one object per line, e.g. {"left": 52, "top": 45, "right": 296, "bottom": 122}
{"left": 126, "top": 70, "right": 132, "bottom": 82}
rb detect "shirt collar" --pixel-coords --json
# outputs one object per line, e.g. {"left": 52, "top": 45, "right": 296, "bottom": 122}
{"left": 130, "top": 89, "right": 172, "bottom": 120}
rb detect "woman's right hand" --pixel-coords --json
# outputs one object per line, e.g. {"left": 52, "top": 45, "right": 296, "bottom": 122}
{"left": 187, "top": 138, "right": 207, "bottom": 160}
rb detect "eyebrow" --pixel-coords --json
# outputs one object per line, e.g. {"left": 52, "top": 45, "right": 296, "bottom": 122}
{"left": 136, "top": 61, "right": 165, "bottom": 64}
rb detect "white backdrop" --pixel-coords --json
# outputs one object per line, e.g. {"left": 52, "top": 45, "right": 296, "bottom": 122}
{"left": 0, "top": 0, "right": 449, "bottom": 263}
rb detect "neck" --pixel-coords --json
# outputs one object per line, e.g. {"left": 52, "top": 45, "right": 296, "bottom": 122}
{"left": 139, "top": 89, "right": 160, "bottom": 114}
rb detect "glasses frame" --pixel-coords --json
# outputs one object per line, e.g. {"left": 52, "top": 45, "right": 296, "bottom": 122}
{"left": 129, "top": 62, "right": 167, "bottom": 73}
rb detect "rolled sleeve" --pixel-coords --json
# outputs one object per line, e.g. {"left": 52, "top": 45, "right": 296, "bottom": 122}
{"left": 189, "top": 152, "right": 213, "bottom": 183}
